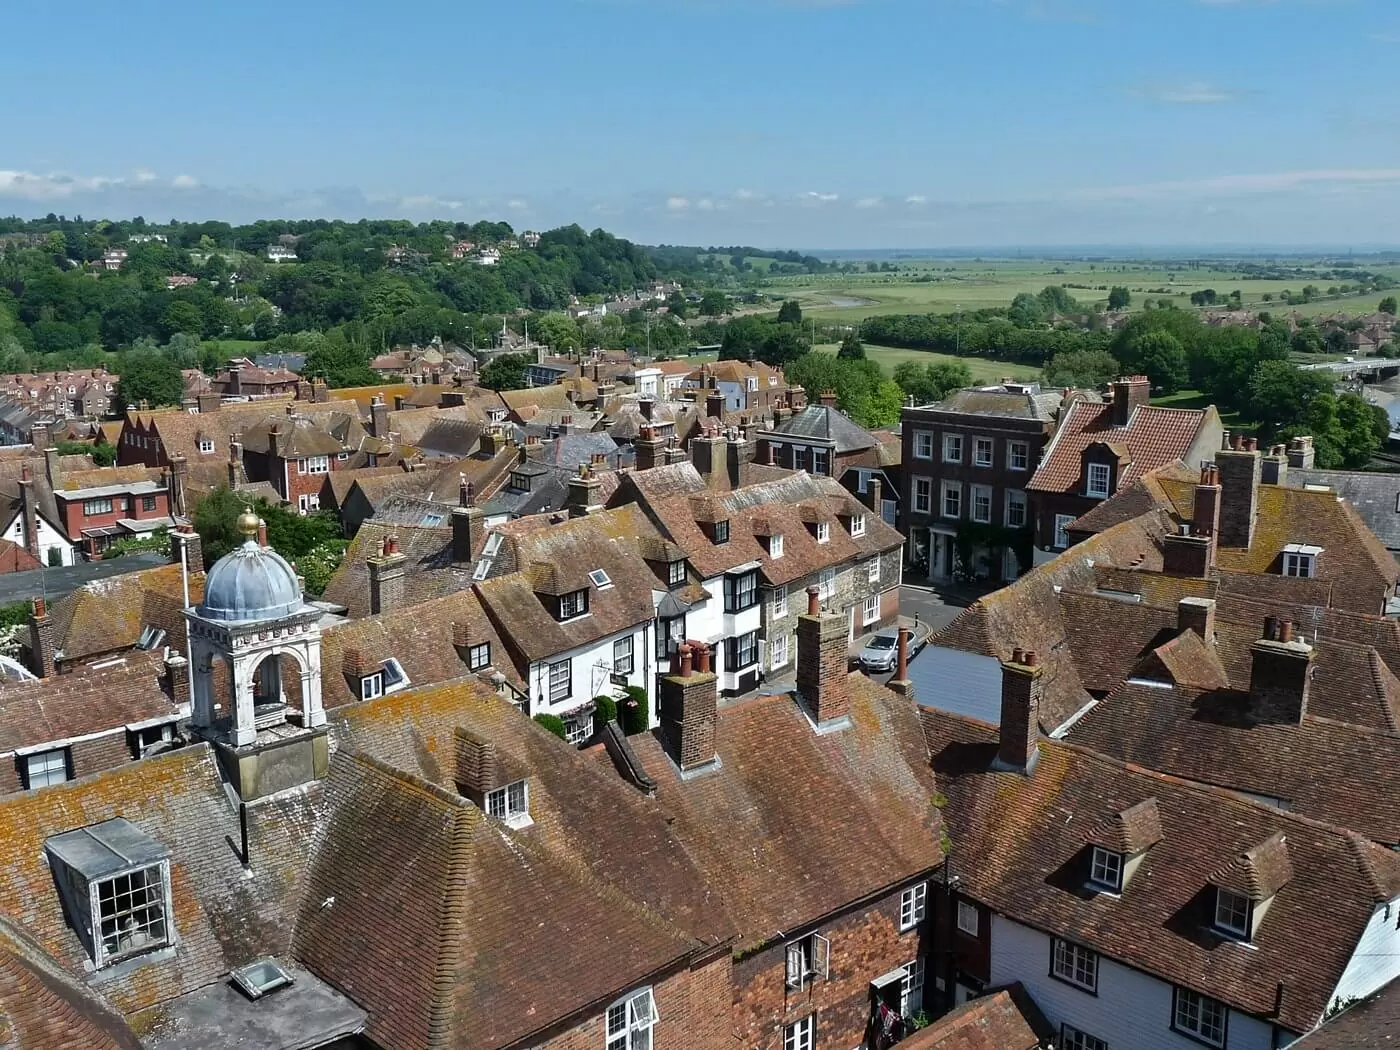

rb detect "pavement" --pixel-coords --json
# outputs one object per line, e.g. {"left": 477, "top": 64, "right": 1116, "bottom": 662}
{"left": 0, "top": 553, "right": 168, "bottom": 608}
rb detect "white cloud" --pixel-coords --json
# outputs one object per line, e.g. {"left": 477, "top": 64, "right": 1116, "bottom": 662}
{"left": 0, "top": 170, "right": 118, "bottom": 201}
{"left": 854, "top": 196, "right": 883, "bottom": 209}
{"left": 507, "top": 198, "right": 529, "bottom": 211}
{"left": 666, "top": 196, "right": 691, "bottom": 210}
{"left": 134, "top": 169, "right": 158, "bottom": 184}
{"left": 802, "top": 190, "right": 839, "bottom": 202}
{"left": 1073, "top": 168, "right": 1400, "bottom": 201}
{"left": 401, "top": 194, "right": 463, "bottom": 210}
{"left": 1131, "top": 79, "right": 1238, "bottom": 104}
{"left": 905, "top": 194, "right": 928, "bottom": 205}
{"left": 696, "top": 198, "right": 716, "bottom": 211}
{"left": 171, "top": 174, "right": 200, "bottom": 189}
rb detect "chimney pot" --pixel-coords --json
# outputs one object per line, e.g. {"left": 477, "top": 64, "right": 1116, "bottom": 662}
{"left": 807, "top": 586, "right": 820, "bottom": 615}
{"left": 677, "top": 642, "right": 693, "bottom": 678}
{"left": 1012, "top": 646, "right": 1025, "bottom": 664}
{"left": 697, "top": 643, "right": 711, "bottom": 675}
{"left": 257, "top": 520, "right": 269, "bottom": 548}
{"left": 1024, "top": 650, "right": 1038, "bottom": 667}
{"left": 1279, "top": 619, "right": 1293, "bottom": 643}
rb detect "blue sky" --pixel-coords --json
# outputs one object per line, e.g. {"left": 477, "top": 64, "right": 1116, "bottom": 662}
{"left": 3, "top": 0, "right": 1400, "bottom": 249}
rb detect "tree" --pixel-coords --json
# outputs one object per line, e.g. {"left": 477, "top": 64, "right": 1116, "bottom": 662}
{"left": 698, "top": 290, "right": 730, "bottom": 317}
{"left": 56, "top": 439, "right": 116, "bottom": 466}
{"left": 1248, "top": 361, "right": 1333, "bottom": 439}
{"left": 1107, "top": 286, "right": 1132, "bottom": 311}
{"left": 1007, "top": 293, "right": 1045, "bottom": 328}
{"left": 1287, "top": 391, "right": 1389, "bottom": 469}
{"left": 1119, "top": 330, "right": 1187, "bottom": 393}
{"left": 849, "top": 379, "right": 905, "bottom": 429}
{"left": 114, "top": 349, "right": 183, "bottom": 410}
{"left": 836, "top": 332, "right": 866, "bottom": 360}
{"left": 665, "top": 291, "right": 687, "bottom": 319}
{"left": 776, "top": 299, "right": 803, "bottom": 325}
{"left": 1044, "top": 348, "right": 1120, "bottom": 389}
{"left": 302, "top": 335, "right": 377, "bottom": 389}
{"left": 478, "top": 352, "right": 530, "bottom": 391}
{"left": 891, "top": 360, "right": 972, "bottom": 404}
{"left": 1381, "top": 296, "right": 1398, "bottom": 316}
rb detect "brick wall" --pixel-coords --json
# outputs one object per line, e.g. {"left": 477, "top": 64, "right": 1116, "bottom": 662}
{"left": 732, "top": 890, "right": 927, "bottom": 1049}
{"left": 538, "top": 950, "right": 732, "bottom": 1050}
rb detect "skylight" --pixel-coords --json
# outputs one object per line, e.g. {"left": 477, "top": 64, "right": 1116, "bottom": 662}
{"left": 589, "top": 569, "right": 613, "bottom": 589}
{"left": 231, "top": 958, "right": 294, "bottom": 1000}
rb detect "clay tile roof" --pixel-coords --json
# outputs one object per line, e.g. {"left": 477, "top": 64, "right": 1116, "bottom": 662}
{"left": 0, "top": 918, "right": 142, "bottom": 1049}
{"left": 321, "top": 522, "right": 476, "bottom": 619}
{"left": 628, "top": 674, "right": 941, "bottom": 952}
{"left": 1085, "top": 797, "right": 1164, "bottom": 855}
{"left": 922, "top": 708, "right": 1400, "bottom": 1033}
{"left": 1289, "top": 977, "right": 1400, "bottom": 1047}
{"left": 1209, "top": 831, "right": 1294, "bottom": 901}
{"left": 896, "top": 985, "right": 1050, "bottom": 1050}
{"left": 1029, "top": 401, "right": 1216, "bottom": 495}
{"left": 1147, "top": 628, "right": 1232, "bottom": 691}
{"left": 0, "top": 649, "right": 177, "bottom": 753}
{"left": 44, "top": 563, "right": 205, "bottom": 664}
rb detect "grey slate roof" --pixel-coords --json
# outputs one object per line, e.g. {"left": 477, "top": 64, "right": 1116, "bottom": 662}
{"left": 479, "top": 462, "right": 572, "bottom": 518}
{"left": 529, "top": 432, "right": 622, "bottom": 469}
{"left": 764, "top": 405, "right": 877, "bottom": 453}
{"left": 1291, "top": 468, "right": 1400, "bottom": 553}
{"left": 933, "top": 386, "right": 1064, "bottom": 422}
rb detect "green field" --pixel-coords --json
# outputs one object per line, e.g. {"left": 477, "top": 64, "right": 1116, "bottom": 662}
{"left": 204, "top": 339, "right": 267, "bottom": 360}
{"left": 812, "top": 342, "right": 1041, "bottom": 385}
{"left": 1153, "top": 388, "right": 1256, "bottom": 432}
{"left": 753, "top": 257, "right": 1400, "bottom": 326}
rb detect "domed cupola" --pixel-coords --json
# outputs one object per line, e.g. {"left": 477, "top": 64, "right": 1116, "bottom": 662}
{"left": 185, "top": 510, "right": 325, "bottom": 750}
{"left": 199, "top": 510, "right": 305, "bottom": 622}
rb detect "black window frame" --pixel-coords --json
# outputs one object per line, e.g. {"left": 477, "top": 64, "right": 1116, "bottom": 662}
{"left": 712, "top": 519, "right": 730, "bottom": 544}
{"left": 727, "top": 630, "right": 759, "bottom": 671}
{"left": 667, "top": 559, "right": 686, "bottom": 587}
{"left": 557, "top": 589, "right": 589, "bottom": 621}
{"left": 468, "top": 642, "right": 491, "bottom": 671}
{"left": 657, "top": 615, "right": 684, "bottom": 659}
{"left": 724, "top": 570, "right": 759, "bottom": 613}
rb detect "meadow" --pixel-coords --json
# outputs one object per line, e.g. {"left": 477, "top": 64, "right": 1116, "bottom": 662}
{"left": 810, "top": 342, "right": 1041, "bottom": 385}
{"left": 757, "top": 257, "right": 1400, "bottom": 325}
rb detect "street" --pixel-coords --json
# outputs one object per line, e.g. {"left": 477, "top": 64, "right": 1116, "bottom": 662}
{"left": 858, "top": 581, "right": 973, "bottom": 687}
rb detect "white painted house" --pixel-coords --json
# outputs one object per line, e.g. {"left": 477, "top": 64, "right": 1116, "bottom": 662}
{"left": 925, "top": 665, "right": 1400, "bottom": 1050}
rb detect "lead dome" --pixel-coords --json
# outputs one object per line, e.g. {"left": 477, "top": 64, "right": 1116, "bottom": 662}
{"left": 196, "top": 515, "right": 304, "bottom": 623}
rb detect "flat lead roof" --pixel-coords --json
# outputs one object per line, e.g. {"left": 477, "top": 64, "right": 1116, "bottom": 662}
{"left": 45, "top": 817, "right": 169, "bottom": 879}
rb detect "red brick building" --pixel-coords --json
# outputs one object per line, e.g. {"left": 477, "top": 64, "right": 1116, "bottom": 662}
{"left": 1027, "top": 376, "right": 1222, "bottom": 553}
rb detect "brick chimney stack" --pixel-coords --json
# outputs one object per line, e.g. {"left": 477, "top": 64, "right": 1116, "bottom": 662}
{"left": 796, "top": 586, "right": 852, "bottom": 727}
{"left": 368, "top": 534, "right": 408, "bottom": 615}
{"left": 1261, "top": 444, "right": 1289, "bottom": 486}
{"left": 819, "top": 389, "right": 838, "bottom": 410}
{"left": 996, "top": 649, "right": 1043, "bottom": 774}
{"left": 28, "top": 422, "right": 50, "bottom": 452}
{"left": 1250, "top": 618, "right": 1314, "bottom": 724}
{"left": 18, "top": 466, "right": 38, "bottom": 560}
{"left": 165, "top": 653, "right": 190, "bottom": 707}
{"left": 228, "top": 435, "right": 244, "bottom": 490}
{"left": 1164, "top": 463, "right": 1221, "bottom": 578}
{"left": 1216, "top": 433, "right": 1261, "bottom": 549}
{"left": 169, "top": 454, "right": 189, "bottom": 518}
{"left": 1286, "top": 435, "right": 1315, "bottom": 469}
{"left": 634, "top": 425, "right": 665, "bottom": 471}
{"left": 28, "top": 596, "right": 54, "bottom": 678}
{"left": 171, "top": 524, "right": 204, "bottom": 573}
{"left": 197, "top": 392, "right": 221, "bottom": 415}
{"left": 1177, "top": 596, "right": 1216, "bottom": 641}
{"left": 1110, "top": 375, "right": 1151, "bottom": 427}
{"left": 659, "top": 642, "right": 719, "bottom": 773}
{"left": 706, "top": 389, "right": 726, "bottom": 419}
{"left": 452, "top": 478, "right": 482, "bottom": 562}
{"left": 865, "top": 476, "right": 883, "bottom": 517}
{"left": 567, "top": 463, "right": 603, "bottom": 518}
{"left": 369, "top": 394, "right": 390, "bottom": 439}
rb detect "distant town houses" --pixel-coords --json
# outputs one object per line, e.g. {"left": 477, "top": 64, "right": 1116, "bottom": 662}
{"left": 100, "top": 247, "right": 127, "bottom": 270}
{"left": 264, "top": 244, "right": 298, "bottom": 262}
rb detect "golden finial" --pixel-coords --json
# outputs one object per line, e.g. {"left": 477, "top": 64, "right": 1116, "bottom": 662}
{"left": 237, "top": 508, "right": 260, "bottom": 538}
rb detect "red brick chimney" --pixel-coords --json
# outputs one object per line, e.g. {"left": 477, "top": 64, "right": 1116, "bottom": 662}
{"left": 17, "top": 466, "right": 38, "bottom": 560}
{"left": 886, "top": 625, "right": 915, "bottom": 701}
{"left": 658, "top": 642, "right": 719, "bottom": 772}
{"left": 796, "top": 586, "right": 852, "bottom": 726}
{"left": 1177, "top": 597, "right": 1216, "bottom": 641}
{"left": 368, "top": 535, "right": 408, "bottom": 615}
{"left": 1110, "top": 375, "right": 1151, "bottom": 427}
{"left": 27, "top": 596, "right": 54, "bottom": 678}
{"left": 1216, "top": 433, "right": 1261, "bottom": 550}
{"left": 165, "top": 653, "right": 190, "bottom": 706}
{"left": 1250, "top": 618, "right": 1313, "bottom": 724}
{"left": 997, "top": 649, "right": 1043, "bottom": 773}
{"left": 819, "top": 389, "right": 838, "bottom": 410}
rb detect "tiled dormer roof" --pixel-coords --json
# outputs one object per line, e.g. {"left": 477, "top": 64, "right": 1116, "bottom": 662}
{"left": 1028, "top": 401, "right": 1216, "bottom": 495}
{"left": 922, "top": 706, "right": 1400, "bottom": 1034}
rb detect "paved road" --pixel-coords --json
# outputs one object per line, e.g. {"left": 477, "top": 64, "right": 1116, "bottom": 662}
{"left": 860, "top": 582, "right": 973, "bottom": 687}
{"left": 0, "top": 553, "right": 167, "bottom": 607}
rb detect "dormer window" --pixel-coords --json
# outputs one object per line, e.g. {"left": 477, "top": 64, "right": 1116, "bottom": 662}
{"left": 1214, "top": 888, "right": 1251, "bottom": 940}
{"left": 713, "top": 519, "right": 730, "bottom": 544}
{"left": 558, "top": 589, "right": 589, "bottom": 620}
{"left": 1087, "top": 462, "right": 1111, "bottom": 498}
{"left": 816, "top": 522, "right": 830, "bottom": 544}
{"left": 770, "top": 533, "right": 784, "bottom": 559}
{"left": 360, "top": 658, "right": 409, "bottom": 700}
{"left": 509, "top": 471, "right": 531, "bottom": 492}
{"left": 850, "top": 515, "right": 866, "bottom": 537}
{"left": 1282, "top": 543, "right": 1321, "bottom": 578}
{"left": 1089, "top": 847, "right": 1123, "bottom": 893}
{"left": 667, "top": 559, "right": 686, "bottom": 586}
{"left": 198, "top": 439, "right": 214, "bottom": 454}
{"left": 485, "top": 779, "right": 531, "bottom": 829}
{"left": 46, "top": 819, "right": 173, "bottom": 968}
